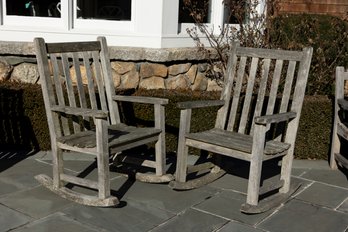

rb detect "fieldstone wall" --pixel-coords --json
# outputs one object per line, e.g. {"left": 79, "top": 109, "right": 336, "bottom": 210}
{"left": 0, "top": 58, "right": 223, "bottom": 92}
{"left": 0, "top": 41, "right": 222, "bottom": 91}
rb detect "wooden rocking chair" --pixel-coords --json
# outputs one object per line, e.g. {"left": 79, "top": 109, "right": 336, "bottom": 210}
{"left": 330, "top": 66, "right": 348, "bottom": 170}
{"left": 170, "top": 42, "right": 313, "bottom": 214}
{"left": 34, "top": 37, "right": 173, "bottom": 207}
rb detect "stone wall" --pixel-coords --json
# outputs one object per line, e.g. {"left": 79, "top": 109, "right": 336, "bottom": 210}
{"left": 0, "top": 41, "right": 222, "bottom": 92}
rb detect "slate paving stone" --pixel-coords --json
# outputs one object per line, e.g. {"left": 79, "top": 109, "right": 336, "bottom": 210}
{"left": 0, "top": 204, "right": 31, "bottom": 232}
{"left": 1, "top": 155, "right": 348, "bottom": 232}
{"left": 301, "top": 169, "right": 348, "bottom": 188}
{"left": 13, "top": 212, "right": 101, "bottom": 232}
{"left": 258, "top": 199, "right": 348, "bottom": 232}
{"left": 0, "top": 159, "right": 52, "bottom": 195}
{"left": 207, "top": 172, "right": 248, "bottom": 193}
{"left": 217, "top": 221, "right": 263, "bottom": 232}
{"left": 38, "top": 151, "right": 96, "bottom": 161}
{"left": 338, "top": 198, "right": 348, "bottom": 213}
{"left": 194, "top": 190, "right": 273, "bottom": 226}
{"left": 62, "top": 200, "right": 174, "bottom": 232}
{"left": 295, "top": 182, "right": 348, "bottom": 209}
{"left": 110, "top": 176, "right": 218, "bottom": 214}
{"left": 290, "top": 168, "right": 308, "bottom": 177}
{"left": 151, "top": 208, "right": 228, "bottom": 232}
{"left": 0, "top": 186, "right": 73, "bottom": 219}
{"left": 60, "top": 160, "right": 121, "bottom": 180}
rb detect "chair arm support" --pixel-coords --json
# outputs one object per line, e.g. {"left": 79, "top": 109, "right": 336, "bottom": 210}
{"left": 113, "top": 95, "right": 169, "bottom": 105}
{"left": 177, "top": 100, "right": 225, "bottom": 109}
{"left": 51, "top": 106, "right": 108, "bottom": 119}
{"left": 338, "top": 99, "right": 348, "bottom": 111}
{"left": 254, "top": 112, "right": 297, "bottom": 125}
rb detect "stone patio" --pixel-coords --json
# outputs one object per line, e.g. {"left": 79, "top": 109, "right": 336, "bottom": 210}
{"left": 0, "top": 150, "right": 347, "bottom": 232}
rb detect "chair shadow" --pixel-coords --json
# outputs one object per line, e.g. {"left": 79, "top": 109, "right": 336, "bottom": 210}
{"left": 0, "top": 86, "right": 40, "bottom": 172}
{"left": 0, "top": 150, "right": 39, "bottom": 172}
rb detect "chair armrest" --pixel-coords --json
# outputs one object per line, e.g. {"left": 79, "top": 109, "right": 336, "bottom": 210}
{"left": 338, "top": 99, "right": 348, "bottom": 111}
{"left": 254, "top": 112, "right": 297, "bottom": 125}
{"left": 177, "top": 100, "right": 225, "bottom": 109}
{"left": 51, "top": 106, "right": 108, "bottom": 119}
{"left": 113, "top": 95, "right": 168, "bottom": 105}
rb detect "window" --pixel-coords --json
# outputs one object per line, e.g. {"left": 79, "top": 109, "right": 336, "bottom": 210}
{"left": 73, "top": 0, "right": 134, "bottom": 31}
{"left": 1, "top": 0, "right": 134, "bottom": 31}
{"left": 178, "top": 0, "right": 248, "bottom": 35}
{"left": 178, "top": 0, "right": 211, "bottom": 23}
{"left": 223, "top": 0, "right": 246, "bottom": 24}
{"left": 6, "top": 0, "right": 61, "bottom": 18}
{"left": 77, "top": 0, "right": 131, "bottom": 21}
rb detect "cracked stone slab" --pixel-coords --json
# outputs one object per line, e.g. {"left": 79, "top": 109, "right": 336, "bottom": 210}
{"left": 110, "top": 176, "right": 218, "bottom": 214}
{"left": 12, "top": 212, "right": 101, "bottom": 232}
{"left": 258, "top": 199, "right": 348, "bottom": 232}
{"left": 0, "top": 186, "right": 73, "bottom": 219}
{"left": 62, "top": 200, "right": 174, "bottom": 232}
{"left": 0, "top": 204, "right": 31, "bottom": 231}
{"left": 151, "top": 208, "right": 228, "bottom": 232}
{"left": 218, "top": 221, "right": 264, "bottom": 232}
{"left": 295, "top": 182, "right": 348, "bottom": 209}
{"left": 194, "top": 190, "right": 274, "bottom": 226}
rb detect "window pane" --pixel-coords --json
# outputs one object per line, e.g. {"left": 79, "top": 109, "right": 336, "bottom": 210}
{"left": 223, "top": 0, "right": 246, "bottom": 24}
{"left": 77, "top": 0, "right": 131, "bottom": 21}
{"left": 6, "top": 0, "right": 61, "bottom": 17}
{"left": 179, "top": 0, "right": 211, "bottom": 23}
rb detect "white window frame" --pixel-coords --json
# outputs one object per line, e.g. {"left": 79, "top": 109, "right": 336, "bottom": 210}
{"left": 73, "top": 0, "right": 135, "bottom": 32}
{"left": 1, "top": 0, "right": 69, "bottom": 31}
{"left": 178, "top": 0, "right": 225, "bottom": 35}
{"left": 178, "top": 0, "right": 266, "bottom": 36}
{"left": 0, "top": 0, "right": 135, "bottom": 32}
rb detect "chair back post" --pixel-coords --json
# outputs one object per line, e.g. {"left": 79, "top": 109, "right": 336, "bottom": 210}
{"left": 330, "top": 66, "right": 348, "bottom": 169}
{"left": 34, "top": 37, "right": 61, "bottom": 142}
{"left": 97, "top": 36, "right": 121, "bottom": 124}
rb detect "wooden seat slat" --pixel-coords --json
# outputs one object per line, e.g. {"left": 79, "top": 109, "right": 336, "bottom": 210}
{"left": 58, "top": 124, "right": 161, "bottom": 149}
{"left": 187, "top": 128, "right": 290, "bottom": 155}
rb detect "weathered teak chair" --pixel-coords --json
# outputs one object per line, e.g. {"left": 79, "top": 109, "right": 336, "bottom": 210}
{"left": 330, "top": 66, "right": 348, "bottom": 170}
{"left": 34, "top": 37, "right": 173, "bottom": 206}
{"left": 170, "top": 42, "right": 313, "bottom": 214}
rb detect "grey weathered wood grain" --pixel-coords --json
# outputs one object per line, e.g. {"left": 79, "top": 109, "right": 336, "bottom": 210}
{"left": 172, "top": 41, "right": 313, "bottom": 214}
{"left": 34, "top": 36, "right": 172, "bottom": 207}
{"left": 330, "top": 66, "right": 348, "bottom": 170}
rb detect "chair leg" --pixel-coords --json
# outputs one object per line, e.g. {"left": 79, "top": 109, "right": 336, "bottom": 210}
{"left": 155, "top": 132, "right": 166, "bottom": 176}
{"left": 154, "top": 104, "right": 166, "bottom": 176}
{"left": 246, "top": 156, "right": 263, "bottom": 206}
{"left": 330, "top": 125, "right": 339, "bottom": 170}
{"left": 175, "top": 108, "right": 192, "bottom": 183}
{"left": 52, "top": 146, "right": 64, "bottom": 189}
{"left": 96, "top": 119, "right": 110, "bottom": 199}
{"left": 279, "top": 151, "right": 293, "bottom": 194}
{"left": 246, "top": 125, "right": 266, "bottom": 206}
{"left": 175, "top": 142, "right": 189, "bottom": 183}
{"left": 97, "top": 151, "right": 110, "bottom": 199}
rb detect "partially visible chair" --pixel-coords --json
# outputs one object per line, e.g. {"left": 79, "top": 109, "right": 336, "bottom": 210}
{"left": 330, "top": 66, "right": 348, "bottom": 170}
{"left": 34, "top": 37, "right": 173, "bottom": 207}
{"left": 170, "top": 42, "right": 313, "bottom": 214}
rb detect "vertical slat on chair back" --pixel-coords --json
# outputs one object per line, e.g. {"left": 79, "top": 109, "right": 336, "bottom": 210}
{"left": 217, "top": 42, "right": 313, "bottom": 141}
{"left": 34, "top": 37, "right": 117, "bottom": 138}
{"left": 336, "top": 67, "right": 348, "bottom": 100}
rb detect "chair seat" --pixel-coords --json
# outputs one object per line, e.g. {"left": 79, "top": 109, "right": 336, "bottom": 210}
{"left": 186, "top": 128, "right": 290, "bottom": 155}
{"left": 57, "top": 123, "right": 161, "bottom": 149}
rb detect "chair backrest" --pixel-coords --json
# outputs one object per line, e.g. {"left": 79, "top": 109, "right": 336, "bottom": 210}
{"left": 34, "top": 37, "right": 120, "bottom": 139}
{"left": 335, "top": 66, "right": 348, "bottom": 101}
{"left": 216, "top": 42, "right": 313, "bottom": 141}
